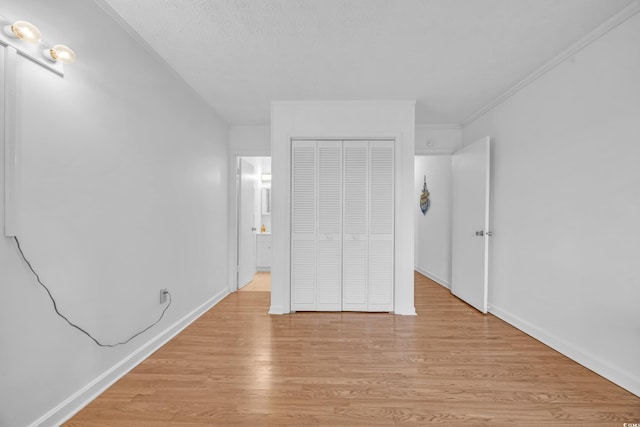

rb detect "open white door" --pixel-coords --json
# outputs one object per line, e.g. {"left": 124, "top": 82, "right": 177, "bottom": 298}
{"left": 237, "top": 159, "right": 257, "bottom": 289}
{"left": 451, "top": 137, "right": 491, "bottom": 313}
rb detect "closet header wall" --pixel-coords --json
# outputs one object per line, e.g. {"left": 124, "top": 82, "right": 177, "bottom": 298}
{"left": 270, "top": 100, "right": 417, "bottom": 315}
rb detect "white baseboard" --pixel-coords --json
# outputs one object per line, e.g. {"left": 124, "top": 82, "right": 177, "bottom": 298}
{"left": 414, "top": 266, "right": 450, "bottom": 289}
{"left": 270, "top": 305, "right": 417, "bottom": 316}
{"left": 394, "top": 305, "right": 417, "bottom": 316}
{"left": 268, "top": 304, "right": 285, "bottom": 315}
{"left": 33, "top": 288, "right": 230, "bottom": 427}
{"left": 238, "top": 277, "right": 252, "bottom": 289}
{"left": 489, "top": 304, "right": 640, "bottom": 398}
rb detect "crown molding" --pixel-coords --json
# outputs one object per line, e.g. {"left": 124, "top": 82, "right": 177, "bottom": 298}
{"left": 462, "top": 0, "right": 640, "bottom": 127}
{"left": 271, "top": 100, "right": 416, "bottom": 107}
{"left": 416, "top": 123, "right": 463, "bottom": 130}
{"left": 92, "top": 0, "right": 178, "bottom": 76}
{"left": 415, "top": 148, "right": 456, "bottom": 156}
{"left": 91, "top": 0, "right": 224, "bottom": 121}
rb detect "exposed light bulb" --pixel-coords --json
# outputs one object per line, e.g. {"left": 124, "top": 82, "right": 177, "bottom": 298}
{"left": 5, "top": 20, "right": 41, "bottom": 43}
{"left": 45, "top": 44, "right": 76, "bottom": 64}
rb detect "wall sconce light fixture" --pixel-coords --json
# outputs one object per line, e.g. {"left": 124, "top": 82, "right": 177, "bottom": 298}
{"left": 45, "top": 44, "right": 76, "bottom": 64}
{"left": 0, "top": 14, "right": 76, "bottom": 76}
{"left": 4, "top": 20, "right": 42, "bottom": 43}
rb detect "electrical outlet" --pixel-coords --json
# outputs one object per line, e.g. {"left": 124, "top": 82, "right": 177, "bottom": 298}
{"left": 160, "top": 288, "right": 168, "bottom": 304}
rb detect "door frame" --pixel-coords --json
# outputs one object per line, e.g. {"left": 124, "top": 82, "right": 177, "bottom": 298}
{"left": 278, "top": 132, "right": 405, "bottom": 314}
{"left": 228, "top": 150, "right": 270, "bottom": 293}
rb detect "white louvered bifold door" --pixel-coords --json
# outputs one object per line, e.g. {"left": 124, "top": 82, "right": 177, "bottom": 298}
{"left": 316, "top": 141, "right": 343, "bottom": 311}
{"left": 342, "top": 142, "right": 369, "bottom": 311}
{"left": 291, "top": 141, "right": 317, "bottom": 311}
{"left": 291, "top": 139, "right": 394, "bottom": 312}
{"left": 368, "top": 141, "right": 394, "bottom": 311}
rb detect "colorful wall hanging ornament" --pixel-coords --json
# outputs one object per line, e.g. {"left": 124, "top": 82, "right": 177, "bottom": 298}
{"left": 420, "top": 175, "right": 431, "bottom": 215}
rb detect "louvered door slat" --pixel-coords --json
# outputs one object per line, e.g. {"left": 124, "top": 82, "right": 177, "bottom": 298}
{"left": 317, "top": 240, "right": 342, "bottom": 309}
{"left": 291, "top": 141, "right": 317, "bottom": 311}
{"left": 342, "top": 141, "right": 368, "bottom": 310}
{"left": 343, "top": 144, "right": 368, "bottom": 235}
{"left": 342, "top": 239, "right": 367, "bottom": 310}
{"left": 292, "top": 143, "right": 317, "bottom": 234}
{"left": 370, "top": 143, "right": 394, "bottom": 235}
{"left": 317, "top": 141, "right": 342, "bottom": 310}
{"left": 368, "top": 239, "right": 394, "bottom": 311}
{"left": 368, "top": 141, "right": 394, "bottom": 311}
{"left": 291, "top": 240, "right": 316, "bottom": 308}
{"left": 318, "top": 143, "right": 342, "bottom": 235}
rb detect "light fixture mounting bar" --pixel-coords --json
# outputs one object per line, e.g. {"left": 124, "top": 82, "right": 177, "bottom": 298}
{"left": 0, "top": 15, "right": 64, "bottom": 77}
{"left": 3, "top": 46, "right": 18, "bottom": 237}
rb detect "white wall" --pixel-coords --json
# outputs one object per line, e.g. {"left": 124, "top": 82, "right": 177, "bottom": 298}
{"left": 415, "top": 125, "right": 462, "bottom": 155}
{"left": 0, "top": 1, "right": 229, "bottom": 426}
{"left": 414, "top": 156, "right": 452, "bottom": 288}
{"left": 270, "top": 100, "right": 416, "bottom": 315}
{"left": 229, "top": 125, "right": 271, "bottom": 155}
{"left": 259, "top": 157, "right": 272, "bottom": 233}
{"left": 463, "top": 11, "right": 640, "bottom": 396}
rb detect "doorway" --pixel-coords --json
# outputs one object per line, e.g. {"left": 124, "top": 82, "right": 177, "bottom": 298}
{"left": 414, "top": 155, "right": 453, "bottom": 288}
{"left": 235, "top": 156, "right": 272, "bottom": 292}
{"left": 414, "top": 136, "right": 492, "bottom": 313}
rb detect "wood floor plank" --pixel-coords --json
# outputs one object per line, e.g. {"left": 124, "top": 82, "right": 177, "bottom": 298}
{"left": 65, "top": 272, "right": 640, "bottom": 426}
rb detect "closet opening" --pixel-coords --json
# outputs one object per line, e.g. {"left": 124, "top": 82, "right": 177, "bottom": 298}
{"left": 290, "top": 139, "right": 395, "bottom": 312}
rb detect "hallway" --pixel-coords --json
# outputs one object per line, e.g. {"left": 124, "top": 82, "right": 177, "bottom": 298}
{"left": 240, "top": 272, "right": 271, "bottom": 292}
{"left": 66, "top": 272, "right": 640, "bottom": 426}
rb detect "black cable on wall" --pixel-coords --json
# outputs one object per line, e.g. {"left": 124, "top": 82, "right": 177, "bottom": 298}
{"left": 13, "top": 236, "right": 171, "bottom": 347}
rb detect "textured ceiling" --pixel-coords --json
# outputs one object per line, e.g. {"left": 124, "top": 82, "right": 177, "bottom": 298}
{"left": 101, "top": 0, "right": 634, "bottom": 125}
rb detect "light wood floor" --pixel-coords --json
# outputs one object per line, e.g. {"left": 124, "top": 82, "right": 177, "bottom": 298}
{"left": 240, "top": 272, "right": 271, "bottom": 292}
{"left": 66, "top": 272, "right": 640, "bottom": 426}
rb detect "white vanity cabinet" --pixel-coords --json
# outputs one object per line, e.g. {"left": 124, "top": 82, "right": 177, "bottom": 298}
{"left": 256, "top": 233, "right": 272, "bottom": 271}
